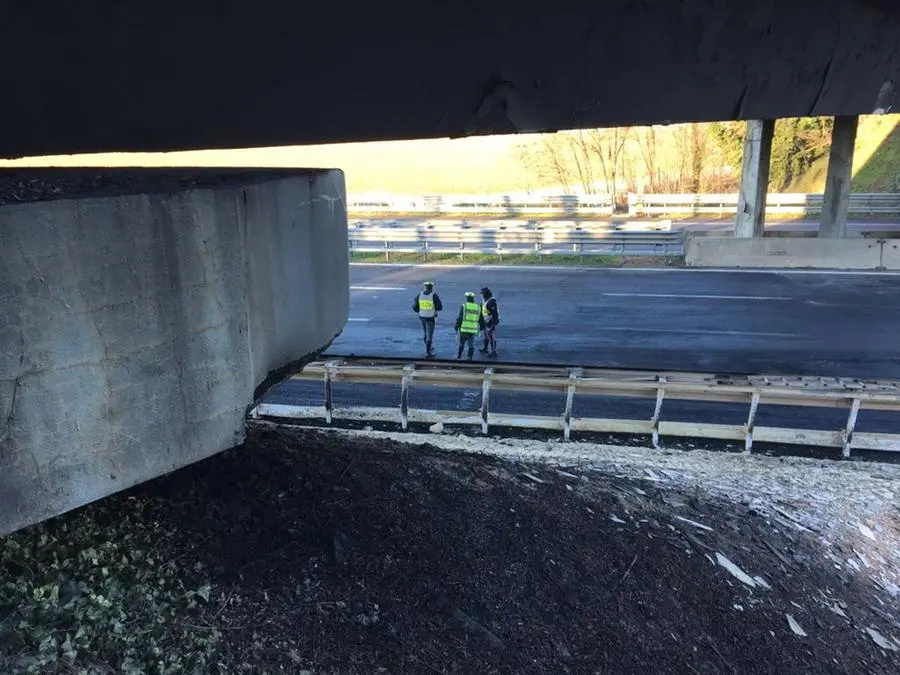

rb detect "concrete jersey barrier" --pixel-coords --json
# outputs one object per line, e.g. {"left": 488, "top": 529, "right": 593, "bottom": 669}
{"left": 685, "top": 236, "right": 886, "bottom": 269}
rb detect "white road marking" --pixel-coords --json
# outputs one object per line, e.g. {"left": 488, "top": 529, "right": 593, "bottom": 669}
{"left": 599, "top": 326, "right": 799, "bottom": 338}
{"left": 602, "top": 292, "right": 792, "bottom": 301}
{"left": 350, "top": 285, "right": 407, "bottom": 291}
{"left": 347, "top": 317, "right": 371, "bottom": 322}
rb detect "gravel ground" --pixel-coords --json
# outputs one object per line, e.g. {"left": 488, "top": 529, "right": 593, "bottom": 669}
{"left": 3, "top": 424, "right": 900, "bottom": 673}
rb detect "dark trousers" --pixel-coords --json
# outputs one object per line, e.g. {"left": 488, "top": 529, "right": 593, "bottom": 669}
{"left": 457, "top": 331, "right": 476, "bottom": 360}
{"left": 482, "top": 325, "right": 497, "bottom": 353}
{"left": 420, "top": 317, "right": 435, "bottom": 354}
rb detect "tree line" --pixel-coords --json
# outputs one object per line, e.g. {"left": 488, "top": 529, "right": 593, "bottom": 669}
{"left": 512, "top": 118, "right": 834, "bottom": 198}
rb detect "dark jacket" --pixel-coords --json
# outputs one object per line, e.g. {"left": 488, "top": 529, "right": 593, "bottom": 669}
{"left": 455, "top": 303, "right": 485, "bottom": 333}
{"left": 481, "top": 297, "right": 499, "bottom": 328}
{"left": 412, "top": 290, "right": 443, "bottom": 315}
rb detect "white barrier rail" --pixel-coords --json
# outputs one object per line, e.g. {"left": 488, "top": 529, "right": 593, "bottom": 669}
{"left": 346, "top": 192, "right": 900, "bottom": 218}
{"left": 348, "top": 226, "right": 684, "bottom": 258}
{"left": 348, "top": 193, "right": 613, "bottom": 216}
{"left": 628, "top": 193, "right": 900, "bottom": 217}
{"left": 251, "top": 358, "right": 900, "bottom": 456}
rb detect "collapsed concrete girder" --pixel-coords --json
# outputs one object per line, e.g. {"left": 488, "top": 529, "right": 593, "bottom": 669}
{"left": 1, "top": 0, "right": 900, "bottom": 158}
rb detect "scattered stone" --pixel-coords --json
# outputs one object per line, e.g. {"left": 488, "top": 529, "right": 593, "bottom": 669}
{"left": 429, "top": 422, "right": 444, "bottom": 434}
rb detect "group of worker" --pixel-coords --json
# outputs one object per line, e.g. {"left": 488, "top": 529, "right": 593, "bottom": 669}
{"left": 412, "top": 281, "right": 499, "bottom": 360}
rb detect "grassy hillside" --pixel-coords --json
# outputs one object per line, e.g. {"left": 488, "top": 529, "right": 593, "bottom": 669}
{"left": 786, "top": 114, "right": 900, "bottom": 192}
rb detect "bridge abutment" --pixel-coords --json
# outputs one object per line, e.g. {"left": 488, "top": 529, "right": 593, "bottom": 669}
{"left": 0, "top": 169, "right": 348, "bottom": 534}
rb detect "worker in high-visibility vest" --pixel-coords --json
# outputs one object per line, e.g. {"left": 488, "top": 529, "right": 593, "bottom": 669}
{"left": 412, "top": 281, "right": 443, "bottom": 357}
{"left": 478, "top": 286, "right": 499, "bottom": 357}
{"left": 454, "top": 292, "right": 484, "bottom": 360}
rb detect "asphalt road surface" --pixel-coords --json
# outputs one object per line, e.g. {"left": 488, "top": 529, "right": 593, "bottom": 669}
{"left": 266, "top": 264, "right": 900, "bottom": 441}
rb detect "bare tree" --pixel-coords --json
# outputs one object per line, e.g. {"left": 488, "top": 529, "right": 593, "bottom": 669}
{"left": 588, "top": 127, "right": 631, "bottom": 201}
{"left": 541, "top": 137, "right": 573, "bottom": 193}
{"left": 636, "top": 127, "right": 659, "bottom": 192}
{"left": 567, "top": 130, "right": 596, "bottom": 194}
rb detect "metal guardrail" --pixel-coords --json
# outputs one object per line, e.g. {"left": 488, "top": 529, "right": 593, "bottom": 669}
{"left": 628, "top": 193, "right": 900, "bottom": 217}
{"left": 252, "top": 358, "right": 900, "bottom": 456}
{"left": 348, "top": 193, "right": 614, "bottom": 216}
{"left": 347, "top": 192, "right": 900, "bottom": 218}
{"left": 348, "top": 226, "right": 684, "bottom": 258}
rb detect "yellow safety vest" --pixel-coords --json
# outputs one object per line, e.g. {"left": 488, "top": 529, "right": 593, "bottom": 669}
{"left": 460, "top": 302, "right": 480, "bottom": 333}
{"left": 418, "top": 293, "right": 435, "bottom": 318}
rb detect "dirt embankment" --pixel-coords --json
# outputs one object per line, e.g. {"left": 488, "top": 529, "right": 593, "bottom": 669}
{"left": 3, "top": 426, "right": 900, "bottom": 673}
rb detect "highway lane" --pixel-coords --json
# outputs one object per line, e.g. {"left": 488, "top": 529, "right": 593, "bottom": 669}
{"left": 263, "top": 264, "right": 900, "bottom": 443}
{"left": 330, "top": 264, "right": 900, "bottom": 377}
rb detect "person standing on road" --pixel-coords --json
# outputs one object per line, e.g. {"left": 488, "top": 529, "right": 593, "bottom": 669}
{"left": 412, "top": 281, "right": 443, "bottom": 357}
{"left": 478, "top": 286, "right": 499, "bottom": 357}
{"left": 455, "top": 291, "right": 483, "bottom": 361}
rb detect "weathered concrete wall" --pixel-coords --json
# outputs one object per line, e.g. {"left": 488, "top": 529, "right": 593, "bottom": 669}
{"left": 0, "top": 171, "right": 348, "bottom": 534}
{"left": 685, "top": 236, "right": 884, "bottom": 269}
{"left": 2, "top": 1, "right": 900, "bottom": 157}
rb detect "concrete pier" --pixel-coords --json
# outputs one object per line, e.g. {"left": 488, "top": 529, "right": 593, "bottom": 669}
{"left": 734, "top": 120, "right": 775, "bottom": 238}
{"left": 820, "top": 115, "right": 860, "bottom": 238}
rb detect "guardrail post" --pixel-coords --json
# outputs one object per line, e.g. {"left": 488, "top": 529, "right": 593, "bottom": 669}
{"left": 459, "top": 240, "right": 464, "bottom": 261}
{"left": 563, "top": 369, "right": 581, "bottom": 440}
{"left": 400, "top": 364, "right": 415, "bottom": 430}
{"left": 384, "top": 240, "right": 390, "bottom": 262}
{"left": 481, "top": 368, "right": 494, "bottom": 434}
{"left": 423, "top": 240, "right": 429, "bottom": 262}
{"left": 744, "top": 391, "right": 760, "bottom": 453}
{"left": 651, "top": 376, "right": 667, "bottom": 448}
{"left": 842, "top": 398, "right": 861, "bottom": 458}
{"left": 323, "top": 360, "right": 340, "bottom": 425}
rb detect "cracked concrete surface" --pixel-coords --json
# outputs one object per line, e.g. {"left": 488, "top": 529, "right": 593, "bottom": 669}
{"left": 0, "top": 170, "right": 349, "bottom": 534}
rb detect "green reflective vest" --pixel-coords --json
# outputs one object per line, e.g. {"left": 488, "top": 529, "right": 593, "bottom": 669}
{"left": 460, "top": 302, "right": 480, "bottom": 334}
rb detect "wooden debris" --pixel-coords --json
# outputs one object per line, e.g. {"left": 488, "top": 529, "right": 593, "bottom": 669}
{"left": 858, "top": 524, "right": 877, "bottom": 542}
{"left": 753, "top": 576, "right": 772, "bottom": 591}
{"left": 716, "top": 553, "right": 757, "bottom": 588}
{"left": 786, "top": 614, "right": 807, "bottom": 637}
{"left": 675, "top": 515, "right": 713, "bottom": 532}
{"left": 864, "top": 627, "right": 898, "bottom": 652}
{"left": 620, "top": 554, "right": 639, "bottom": 582}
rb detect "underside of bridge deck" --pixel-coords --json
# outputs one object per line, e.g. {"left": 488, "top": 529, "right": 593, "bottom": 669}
{"left": 2, "top": 0, "right": 900, "bottom": 158}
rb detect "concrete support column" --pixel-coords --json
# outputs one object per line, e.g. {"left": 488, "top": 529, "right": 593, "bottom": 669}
{"left": 819, "top": 115, "right": 859, "bottom": 238}
{"left": 735, "top": 120, "right": 775, "bottom": 238}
